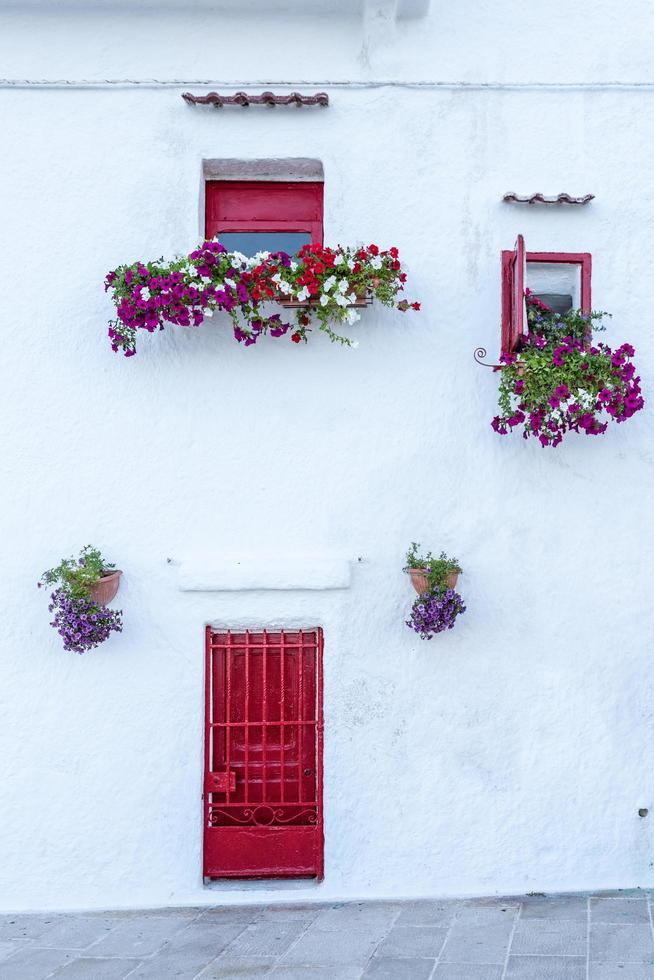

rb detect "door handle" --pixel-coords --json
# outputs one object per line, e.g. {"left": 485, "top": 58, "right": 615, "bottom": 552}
{"left": 206, "top": 770, "right": 236, "bottom": 793}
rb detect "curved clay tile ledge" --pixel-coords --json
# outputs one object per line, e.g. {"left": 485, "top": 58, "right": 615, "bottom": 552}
{"left": 503, "top": 192, "right": 595, "bottom": 205}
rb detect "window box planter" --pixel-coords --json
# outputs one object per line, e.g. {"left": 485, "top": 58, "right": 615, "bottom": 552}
{"left": 491, "top": 292, "right": 644, "bottom": 447}
{"left": 105, "top": 242, "right": 418, "bottom": 356}
{"left": 279, "top": 291, "right": 372, "bottom": 310}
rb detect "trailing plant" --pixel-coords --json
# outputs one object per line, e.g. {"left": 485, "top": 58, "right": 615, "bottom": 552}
{"left": 105, "top": 241, "right": 420, "bottom": 356}
{"left": 39, "top": 546, "right": 123, "bottom": 654}
{"left": 492, "top": 292, "right": 644, "bottom": 447}
{"left": 406, "top": 587, "right": 467, "bottom": 639}
{"left": 404, "top": 542, "right": 461, "bottom": 591}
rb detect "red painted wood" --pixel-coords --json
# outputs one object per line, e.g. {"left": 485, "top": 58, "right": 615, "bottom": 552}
{"left": 501, "top": 234, "right": 525, "bottom": 354}
{"left": 526, "top": 251, "right": 592, "bottom": 313}
{"left": 501, "top": 240, "right": 593, "bottom": 352}
{"left": 205, "top": 181, "right": 324, "bottom": 243}
{"left": 203, "top": 628, "right": 324, "bottom": 880}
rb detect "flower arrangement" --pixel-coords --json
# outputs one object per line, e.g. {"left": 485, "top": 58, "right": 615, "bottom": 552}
{"left": 105, "top": 241, "right": 420, "bottom": 356}
{"left": 404, "top": 543, "right": 466, "bottom": 639}
{"left": 39, "top": 546, "right": 123, "bottom": 654}
{"left": 492, "top": 291, "right": 644, "bottom": 447}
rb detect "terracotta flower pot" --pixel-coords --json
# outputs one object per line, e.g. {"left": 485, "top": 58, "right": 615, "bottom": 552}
{"left": 407, "top": 567, "right": 460, "bottom": 594}
{"left": 88, "top": 570, "right": 122, "bottom": 606}
{"left": 407, "top": 567, "right": 431, "bottom": 594}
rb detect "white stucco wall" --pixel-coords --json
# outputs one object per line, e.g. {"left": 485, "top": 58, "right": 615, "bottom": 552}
{"left": 1, "top": 0, "right": 654, "bottom": 912}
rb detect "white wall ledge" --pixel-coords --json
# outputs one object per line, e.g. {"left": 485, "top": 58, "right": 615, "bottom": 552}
{"left": 178, "top": 558, "right": 352, "bottom": 592}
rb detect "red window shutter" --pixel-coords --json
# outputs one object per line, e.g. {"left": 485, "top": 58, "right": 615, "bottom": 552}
{"left": 205, "top": 181, "right": 324, "bottom": 244}
{"left": 501, "top": 234, "right": 526, "bottom": 354}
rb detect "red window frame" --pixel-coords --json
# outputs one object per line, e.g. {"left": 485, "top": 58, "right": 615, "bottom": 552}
{"left": 501, "top": 235, "right": 592, "bottom": 354}
{"left": 205, "top": 180, "right": 324, "bottom": 247}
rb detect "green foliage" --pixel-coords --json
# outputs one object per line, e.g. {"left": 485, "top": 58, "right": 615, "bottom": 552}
{"left": 404, "top": 542, "right": 461, "bottom": 590}
{"left": 39, "top": 545, "right": 114, "bottom": 600}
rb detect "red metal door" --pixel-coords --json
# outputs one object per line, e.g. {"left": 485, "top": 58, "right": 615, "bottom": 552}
{"left": 203, "top": 628, "right": 324, "bottom": 880}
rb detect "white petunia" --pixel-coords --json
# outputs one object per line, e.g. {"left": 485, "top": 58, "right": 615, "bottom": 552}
{"left": 141, "top": 287, "right": 151, "bottom": 301}
{"left": 279, "top": 281, "right": 293, "bottom": 294}
{"left": 323, "top": 275, "right": 337, "bottom": 292}
{"left": 231, "top": 251, "right": 248, "bottom": 266}
{"left": 347, "top": 259, "right": 356, "bottom": 271}
{"left": 319, "top": 294, "right": 330, "bottom": 307}
{"left": 203, "top": 308, "right": 213, "bottom": 317}
{"left": 334, "top": 254, "right": 345, "bottom": 266}
{"left": 189, "top": 267, "right": 201, "bottom": 278}
{"left": 345, "top": 309, "right": 361, "bottom": 325}
{"left": 290, "top": 261, "right": 298, "bottom": 272}
{"left": 224, "top": 279, "right": 235, "bottom": 290}
{"left": 202, "top": 276, "right": 212, "bottom": 284}
{"left": 347, "top": 293, "right": 357, "bottom": 304}
{"left": 297, "top": 286, "right": 310, "bottom": 302}
{"left": 338, "top": 279, "right": 349, "bottom": 294}
{"left": 335, "top": 294, "right": 349, "bottom": 307}
{"left": 370, "top": 256, "right": 382, "bottom": 270}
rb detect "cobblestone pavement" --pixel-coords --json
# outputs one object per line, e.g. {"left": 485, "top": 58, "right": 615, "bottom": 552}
{"left": 1, "top": 892, "right": 653, "bottom": 979}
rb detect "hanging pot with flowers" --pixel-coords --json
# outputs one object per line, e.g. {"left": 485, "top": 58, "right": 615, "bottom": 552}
{"left": 38, "top": 546, "right": 123, "bottom": 654}
{"left": 491, "top": 292, "right": 644, "bottom": 447}
{"left": 105, "top": 241, "right": 420, "bottom": 356}
{"left": 403, "top": 543, "right": 466, "bottom": 640}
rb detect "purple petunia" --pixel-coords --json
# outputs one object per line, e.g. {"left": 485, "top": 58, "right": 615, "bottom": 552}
{"left": 406, "top": 587, "right": 466, "bottom": 640}
{"left": 47, "top": 588, "right": 123, "bottom": 654}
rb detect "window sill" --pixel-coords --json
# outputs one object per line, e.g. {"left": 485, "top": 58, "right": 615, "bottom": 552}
{"left": 178, "top": 558, "right": 352, "bottom": 592}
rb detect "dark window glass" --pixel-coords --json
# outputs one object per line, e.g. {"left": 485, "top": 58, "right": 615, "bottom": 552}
{"left": 216, "top": 232, "right": 311, "bottom": 257}
{"left": 532, "top": 293, "right": 573, "bottom": 314}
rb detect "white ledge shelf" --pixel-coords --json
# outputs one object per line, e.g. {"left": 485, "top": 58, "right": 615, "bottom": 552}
{"left": 178, "top": 558, "right": 352, "bottom": 592}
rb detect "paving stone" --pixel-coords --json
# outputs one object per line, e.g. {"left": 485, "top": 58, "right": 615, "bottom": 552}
{"left": 0, "top": 945, "right": 77, "bottom": 980}
{"left": 127, "top": 921, "right": 252, "bottom": 978}
{"left": 87, "top": 914, "right": 194, "bottom": 958}
{"left": 270, "top": 967, "right": 363, "bottom": 980}
{"left": 33, "top": 916, "right": 118, "bottom": 950}
{"left": 373, "top": 924, "right": 447, "bottom": 959}
{"left": 520, "top": 898, "right": 588, "bottom": 921}
{"left": 433, "top": 966, "right": 504, "bottom": 980}
{"left": 456, "top": 907, "right": 518, "bottom": 925}
{"left": 0, "top": 940, "right": 28, "bottom": 960}
{"left": 393, "top": 901, "right": 459, "bottom": 927}
{"left": 197, "top": 908, "right": 262, "bottom": 925}
{"left": 505, "top": 957, "right": 586, "bottom": 979}
{"left": 590, "top": 898, "right": 651, "bottom": 923}
{"left": 258, "top": 905, "right": 321, "bottom": 924}
{"left": 510, "top": 918, "right": 586, "bottom": 956}
{"left": 312, "top": 903, "right": 400, "bottom": 932}
{"left": 196, "top": 952, "right": 278, "bottom": 977}
{"left": 0, "top": 914, "right": 59, "bottom": 942}
{"left": 440, "top": 922, "right": 514, "bottom": 964}
{"left": 52, "top": 958, "right": 142, "bottom": 978}
{"left": 225, "top": 918, "right": 307, "bottom": 957}
{"left": 362, "top": 956, "right": 435, "bottom": 979}
{"left": 278, "top": 924, "right": 379, "bottom": 967}
{"left": 590, "top": 966, "right": 654, "bottom": 979}
{"left": 589, "top": 922, "right": 654, "bottom": 963}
